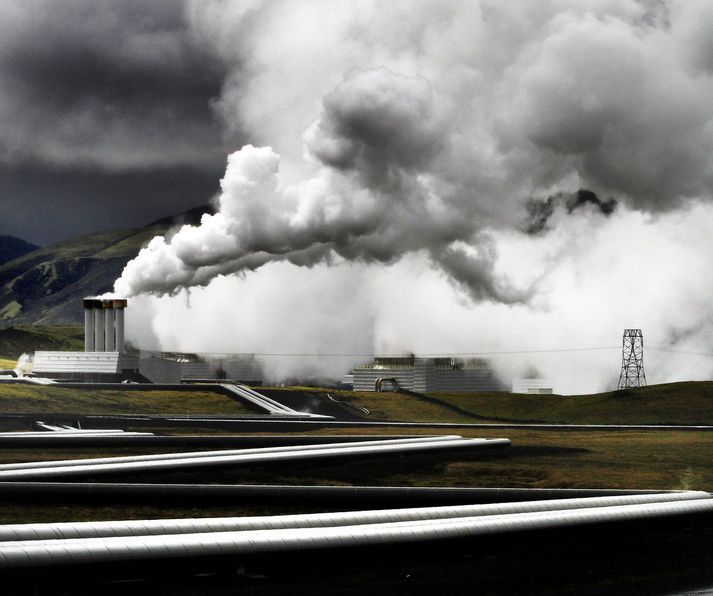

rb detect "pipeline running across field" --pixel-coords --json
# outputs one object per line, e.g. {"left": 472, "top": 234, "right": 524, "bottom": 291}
{"left": 0, "top": 435, "right": 510, "bottom": 480}
{"left": 0, "top": 491, "right": 710, "bottom": 569}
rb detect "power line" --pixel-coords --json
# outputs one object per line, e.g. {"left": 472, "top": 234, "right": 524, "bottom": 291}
{"left": 134, "top": 345, "right": 713, "bottom": 359}
{"left": 136, "top": 346, "right": 622, "bottom": 358}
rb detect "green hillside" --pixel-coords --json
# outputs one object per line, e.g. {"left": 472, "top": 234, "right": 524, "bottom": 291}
{"left": 0, "top": 325, "right": 84, "bottom": 359}
{"left": 0, "top": 235, "right": 38, "bottom": 266}
{"left": 430, "top": 382, "right": 713, "bottom": 425}
{"left": 0, "top": 226, "right": 168, "bottom": 326}
{"left": 0, "top": 204, "right": 212, "bottom": 326}
{"left": 267, "top": 381, "right": 713, "bottom": 425}
{"left": 0, "top": 383, "right": 251, "bottom": 416}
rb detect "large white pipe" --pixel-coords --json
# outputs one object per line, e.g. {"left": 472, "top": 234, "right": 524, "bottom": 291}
{"left": 0, "top": 491, "right": 706, "bottom": 542}
{"left": 0, "top": 498, "right": 711, "bottom": 568}
{"left": 0, "top": 436, "right": 465, "bottom": 472}
{"left": 0, "top": 438, "right": 509, "bottom": 480}
{"left": 221, "top": 384, "right": 299, "bottom": 414}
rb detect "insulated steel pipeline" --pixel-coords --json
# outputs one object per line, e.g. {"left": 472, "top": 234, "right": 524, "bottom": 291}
{"left": 221, "top": 384, "right": 300, "bottom": 415}
{"left": 0, "top": 431, "right": 153, "bottom": 438}
{"left": 0, "top": 437, "right": 510, "bottom": 480}
{"left": 0, "top": 435, "right": 465, "bottom": 471}
{"left": 0, "top": 434, "right": 434, "bottom": 448}
{"left": 0, "top": 498, "right": 711, "bottom": 569}
{"left": 0, "top": 491, "right": 707, "bottom": 542}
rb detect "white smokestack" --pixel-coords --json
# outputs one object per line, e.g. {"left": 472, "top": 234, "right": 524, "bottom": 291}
{"left": 83, "top": 302, "right": 95, "bottom": 352}
{"left": 115, "top": 307, "right": 125, "bottom": 353}
{"left": 104, "top": 307, "right": 115, "bottom": 352}
{"left": 83, "top": 297, "right": 128, "bottom": 352}
{"left": 94, "top": 306, "right": 105, "bottom": 353}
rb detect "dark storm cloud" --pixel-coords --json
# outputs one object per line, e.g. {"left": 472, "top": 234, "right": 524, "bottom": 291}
{"left": 0, "top": 0, "right": 227, "bottom": 170}
{"left": 524, "top": 190, "right": 618, "bottom": 235}
{"left": 567, "top": 189, "right": 616, "bottom": 216}
{"left": 0, "top": 0, "right": 235, "bottom": 244}
{"left": 0, "top": 162, "right": 223, "bottom": 246}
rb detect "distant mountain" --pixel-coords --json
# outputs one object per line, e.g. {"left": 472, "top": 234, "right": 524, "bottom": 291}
{"left": 0, "top": 235, "right": 39, "bottom": 266}
{"left": 0, "top": 205, "right": 213, "bottom": 326}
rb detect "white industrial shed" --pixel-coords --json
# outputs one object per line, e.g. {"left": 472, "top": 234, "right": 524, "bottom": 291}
{"left": 352, "top": 356, "right": 502, "bottom": 393}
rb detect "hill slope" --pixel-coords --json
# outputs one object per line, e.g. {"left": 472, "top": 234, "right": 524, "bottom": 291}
{"left": 264, "top": 381, "right": 713, "bottom": 425}
{"left": 0, "top": 204, "right": 212, "bottom": 326}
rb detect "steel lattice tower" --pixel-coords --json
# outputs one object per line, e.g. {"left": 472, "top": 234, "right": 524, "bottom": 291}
{"left": 618, "top": 329, "right": 647, "bottom": 389}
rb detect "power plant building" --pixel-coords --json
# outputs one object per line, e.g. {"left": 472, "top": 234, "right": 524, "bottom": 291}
{"left": 33, "top": 297, "right": 140, "bottom": 382}
{"left": 32, "top": 297, "right": 264, "bottom": 385}
{"left": 511, "top": 378, "right": 555, "bottom": 394}
{"left": 139, "top": 352, "right": 263, "bottom": 385}
{"left": 352, "top": 356, "right": 502, "bottom": 393}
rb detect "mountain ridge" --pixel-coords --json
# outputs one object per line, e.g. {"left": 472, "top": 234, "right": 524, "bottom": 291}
{"left": 0, "top": 204, "right": 213, "bottom": 326}
{"left": 0, "top": 235, "right": 39, "bottom": 266}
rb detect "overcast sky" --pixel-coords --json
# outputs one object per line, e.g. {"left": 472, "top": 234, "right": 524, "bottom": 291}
{"left": 0, "top": 0, "right": 229, "bottom": 245}
{"left": 3, "top": 1, "right": 713, "bottom": 246}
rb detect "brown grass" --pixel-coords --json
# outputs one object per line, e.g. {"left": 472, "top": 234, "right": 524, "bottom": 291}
{"left": 0, "top": 384, "right": 252, "bottom": 415}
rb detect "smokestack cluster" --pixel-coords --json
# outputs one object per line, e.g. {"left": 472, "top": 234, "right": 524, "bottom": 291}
{"left": 83, "top": 298, "right": 127, "bottom": 353}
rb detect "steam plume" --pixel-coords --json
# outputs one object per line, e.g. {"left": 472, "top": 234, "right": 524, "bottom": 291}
{"left": 115, "top": 1, "right": 713, "bottom": 390}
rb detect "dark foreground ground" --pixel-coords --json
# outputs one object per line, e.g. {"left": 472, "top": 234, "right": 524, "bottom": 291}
{"left": 2, "top": 512, "right": 712, "bottom": 595}
{"left": 0, "top": 382, "right": 711, "bottom": 594}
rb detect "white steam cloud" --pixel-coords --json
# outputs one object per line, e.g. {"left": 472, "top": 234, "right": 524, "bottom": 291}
{"left": 118, "top": 1, "right": 713, "bottom": 391}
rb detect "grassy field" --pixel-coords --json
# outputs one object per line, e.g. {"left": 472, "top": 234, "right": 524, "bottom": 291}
{"left": 0, "top": 424, "right": 709, "bottom": 523}
{"left": 431, "top": 382, "right": 713, "bottom": 425}
{"left": 0, "top": 324, "right": 84, "bottom": 358}
{"left": 0, "top": 378, "right": 711, "bottom": 522}
{"left": 266, "top": 381, "right": 713, "bottom": 425}
{"left": 0, "top": 384, "right": 252, "bottom": 415}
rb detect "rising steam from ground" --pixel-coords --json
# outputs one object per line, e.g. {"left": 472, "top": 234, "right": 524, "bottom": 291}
{"left": 118, "top": 1, "right": 713, "bottom": 391}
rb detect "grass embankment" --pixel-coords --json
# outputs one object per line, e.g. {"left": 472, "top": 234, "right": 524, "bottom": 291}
{"left": 0, "top": 384, "right": 252, "bottom": 416}
{"left": 431, "top": 382, "right": 713, "bottom": 425}
{"left": 265, "top": 388, "right": 476, "bottom": 423}
{"left": 0, "top": 324, "right": 83, "bottom": 358}
{"left": 0, "top": 426, "right": 710, "bottom": 523}
{"left": 268, "top": 382, "right": 713, "bottom": 425}
{"left": 0, "top": 357, "right": 16, "bottom": 369}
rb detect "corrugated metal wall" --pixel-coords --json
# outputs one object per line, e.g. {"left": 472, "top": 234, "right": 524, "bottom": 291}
{"left": 354, "top": 358, "right": 501, "bottom": 392}
{"left": 33, "top": 352, "right": 138, "bottom": 374}
{"left": 352, "top": 368, "right": 415, "bottom": 392}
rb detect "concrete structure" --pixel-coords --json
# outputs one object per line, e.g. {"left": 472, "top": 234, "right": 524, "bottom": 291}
{"left": 32, "top": 297, "right": 139, "bottom": 382}
{"left": 512, "top": 378, "right": 555, "bottom": 394}
{"left": 32, "top": 351, "right": 140, "bottom": 383}
{"left": 352, "top": 356, "right": 502, "bottom": 392}
{"left": 139, "top": 353, "right": 264, "bottom": 385}
{"left": 33, "top": 297, "right": 264, "bottom": 385}
{"left": 137, "top": 356, "right": 182, "bottom": 384}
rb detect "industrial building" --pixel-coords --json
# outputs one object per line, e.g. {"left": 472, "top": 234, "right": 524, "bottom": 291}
{"left": 32, "top": 297, "right": 263, "bottom": 384}
{"left": 33, "top": 297, "right": 140, "bottom": 382}
{"left": 512, "top": 378, "right": 555, "bottom": 394}
{"left": 138, "top": 352, "right": 263, "bottom": 385}
{"left": 352, "top": 356, "right": 502, "bottom": 392}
